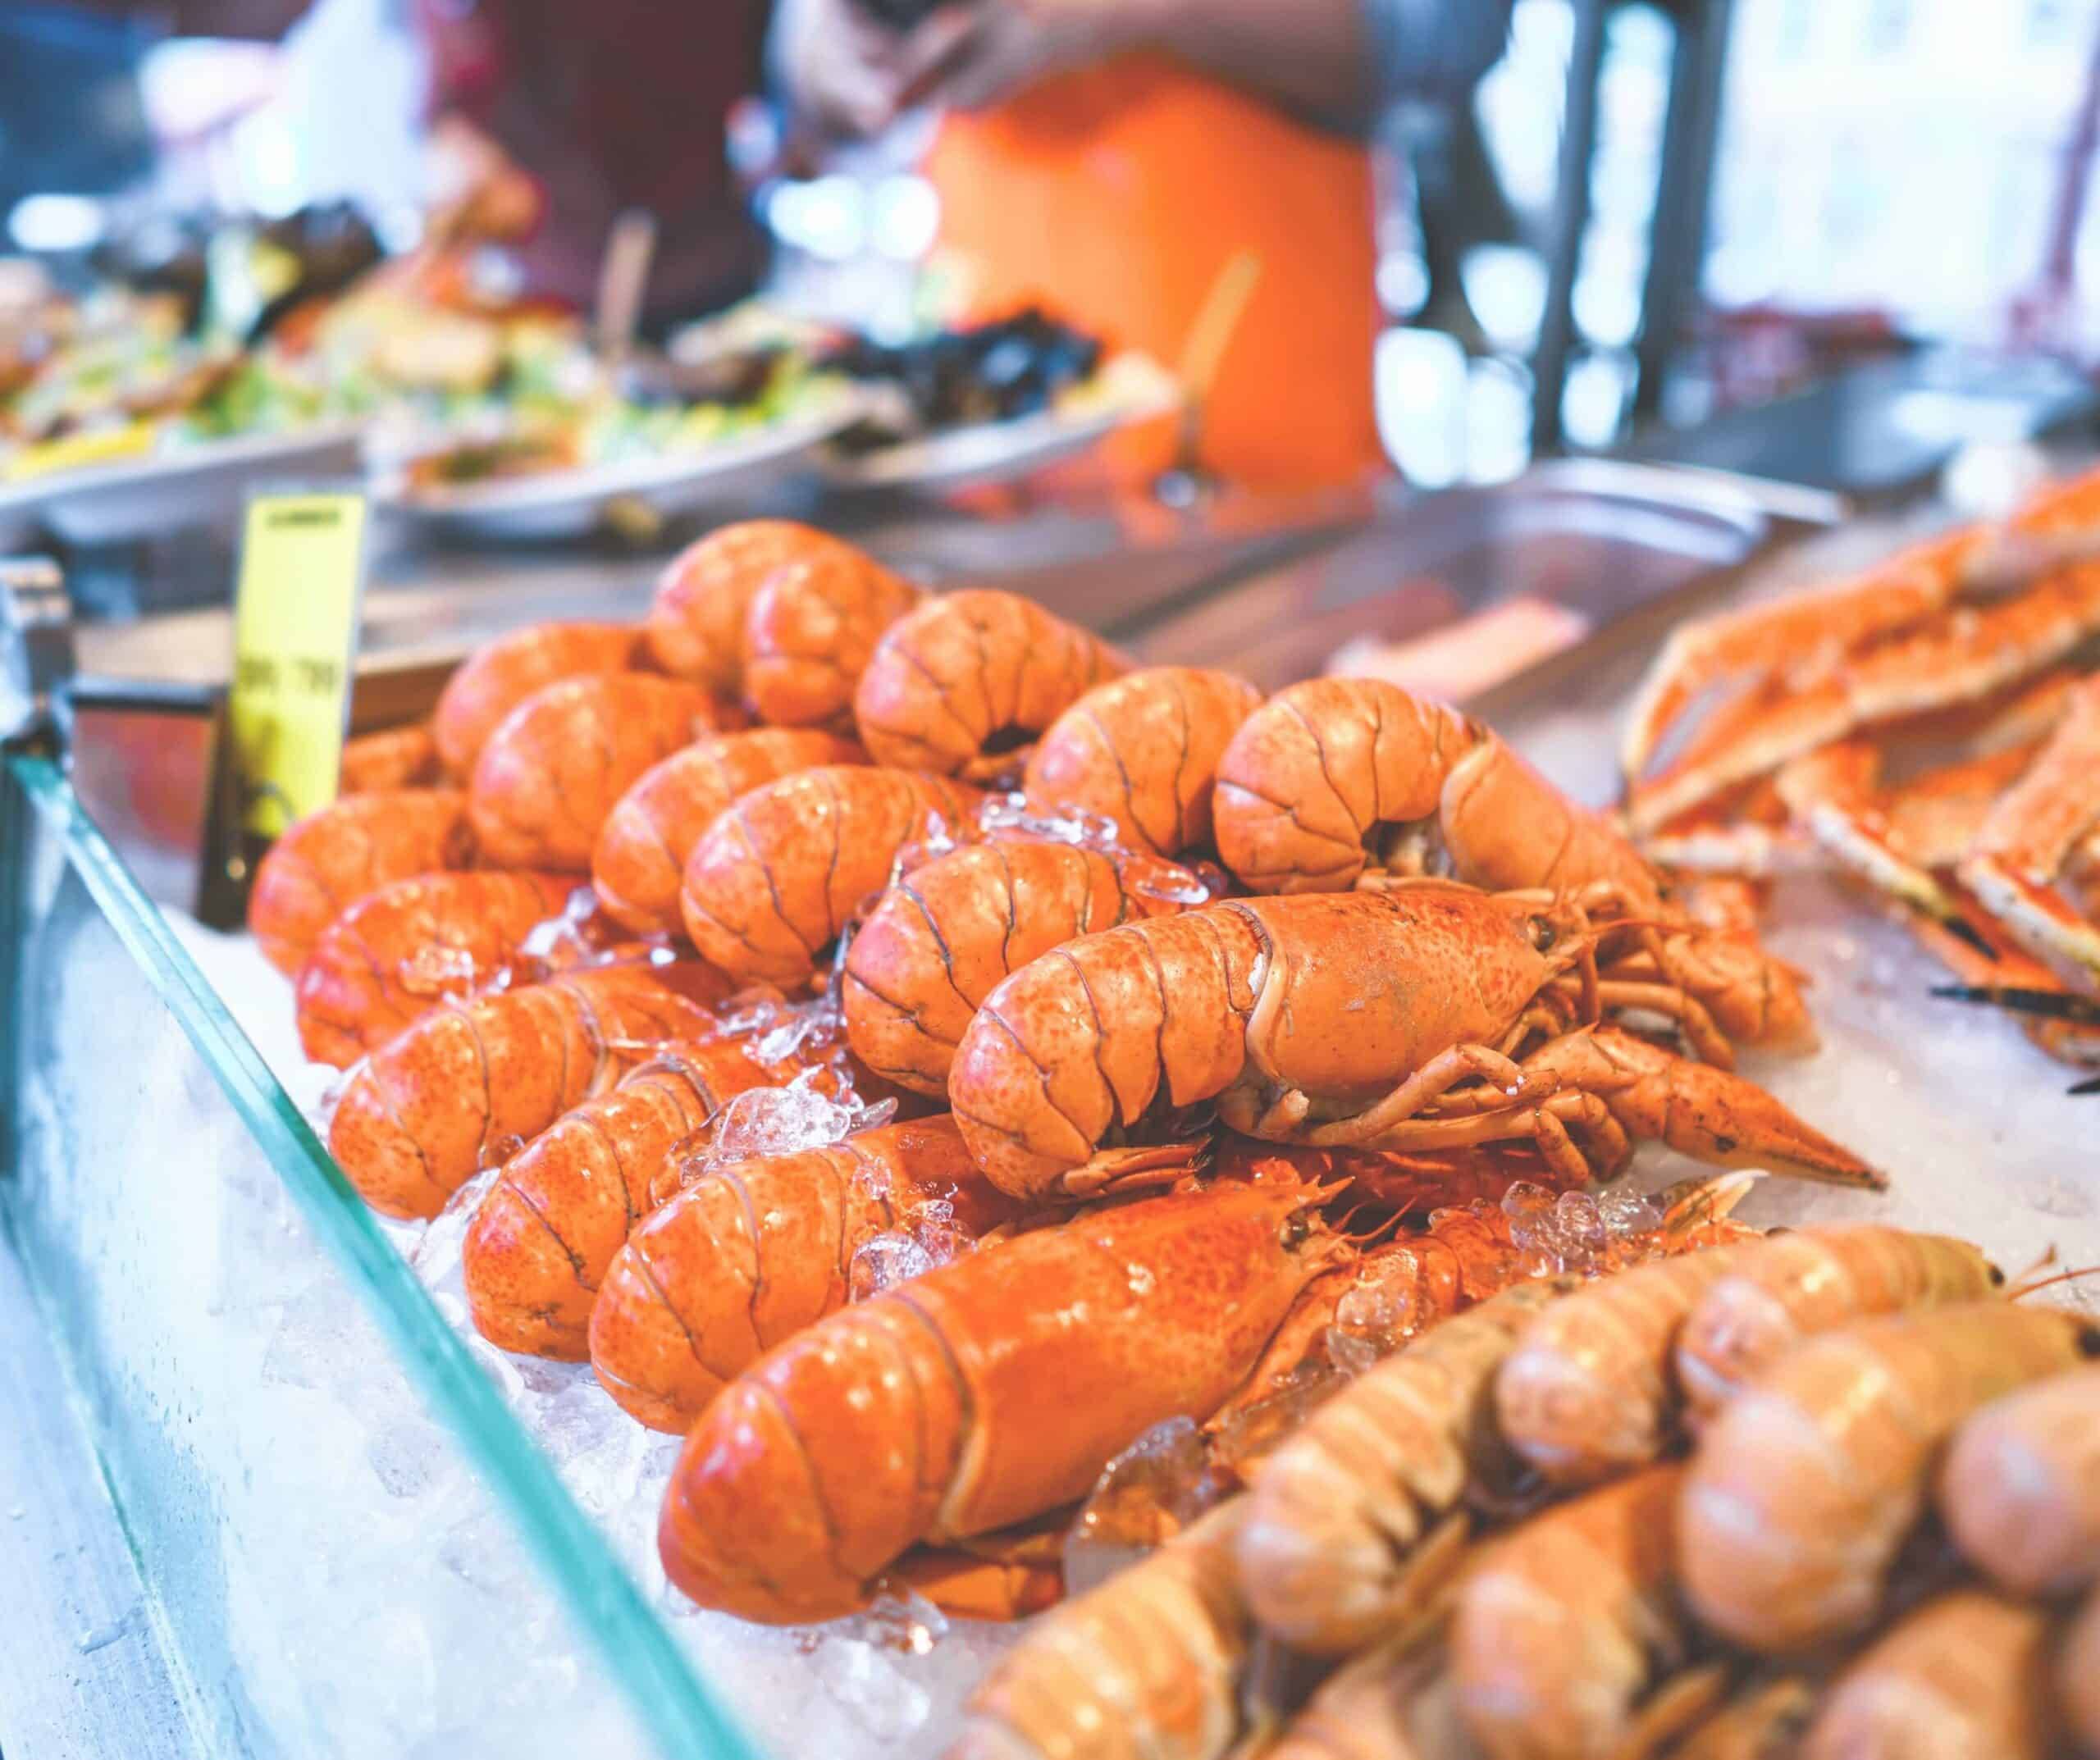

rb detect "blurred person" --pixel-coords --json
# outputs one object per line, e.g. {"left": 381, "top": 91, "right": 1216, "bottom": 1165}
{"left": 69, "top": 0, "right": 775, "bottom": 330}
{"left": 404, "top": 0, "right": 774, "bottom": 326}
{"left": 774, "top": 0, "right": 1514, "bottom": 486}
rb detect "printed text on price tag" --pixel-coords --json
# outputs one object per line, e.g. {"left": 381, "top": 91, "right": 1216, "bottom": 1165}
{"left": 228, "top": 489, "right": 368, "bottom": 838}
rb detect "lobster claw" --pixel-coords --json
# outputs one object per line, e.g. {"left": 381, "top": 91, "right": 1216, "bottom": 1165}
{"left": 1520, "top": 1028, "right": 1885, "bottom": 1190}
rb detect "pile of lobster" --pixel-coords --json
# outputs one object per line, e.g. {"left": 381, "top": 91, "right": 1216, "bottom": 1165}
{"left": 244, "top": 517, "right": 1886, "bottom": 1649}
{"left": 1619, "top": 462, "right": 2100, "bottom": 1081}
{"left": 954, "top": 1221, "right": 2100, "bottom": 1760}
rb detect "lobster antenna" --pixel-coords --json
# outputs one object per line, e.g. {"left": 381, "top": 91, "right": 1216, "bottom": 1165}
{"left": 2009, "top": 1260, "right": 2100, "bottom": 1302}
{"left": 1325, "top": 1197, "right": 1408, "bottom": 1247}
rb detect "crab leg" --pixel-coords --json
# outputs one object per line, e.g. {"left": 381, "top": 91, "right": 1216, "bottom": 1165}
{"left": 1638, "top": 769, "right": 1819, "bottom": 879}
{"left": 1621, "top": 463, "right": 2100, "bottom": 787}
{"left": 1775, "top": 739, "right": 1970, "bottom": 926}
{"left": 1619, "top": 529, "right": 1982, "bottom": 786}
{"left": 1908, "top": 901, "right": 2100, "bottom": 1069}
{"left": 1628, "top": 563, "right": 2100, "bottom": 836}
{"left": 1957, "top": 674, "right": 2100, "bottom": 993}
{"left": 1641, "top": 817, "right": 1817, "bottom": 878}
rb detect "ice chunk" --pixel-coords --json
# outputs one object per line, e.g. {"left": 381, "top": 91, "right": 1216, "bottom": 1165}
{"left": 410, "top": 1167, "right": 500, "bottom": 1289}
{"left": 712, "top": 983, "right": 800, "bottom": 1038}
{"left": 758, "top": 996, "right": 846, "bottom": 1067}
{"left": 849, "top": 1232, "right": 939, "bottom": 1299}
{"left": 368, "top": 1419, "right": 451, "bottom": 1498}
{"left": 1127, "top": 855, "right": 1230, "bottom": 907}
{"left": 1331, "top": 1249, "right": 1437, "bottom": 1358}
{"left": 849, "top": 1197, "right": 973, "bottom": 1300}
{"left": 704, "top": 1074, "right": 862, "bottom": 1168}
{"left": 261, "top": 1283, "right": 372, "bottom": 1391}
{"left": 853, "top": 1588, "right": 949, "bottom": 1658}
{"left": 975, "top": 794, "right": 1122, "bottom": 853}
{"left": 1210, "top": 1366, "right": 1349, "bottom": 1477}
{"left": 1598, "top": 1184, "right": 1664, "bottom": 1240}
{"left": 885, "top": 809, "right": 966, "bottom": 891}
{"left": 515, "top": 882, "right": 628, "bottom": 970}
{"left": 712, "top": 977, "right": 851, "bottom": 1067}
{"left": 1064, "top": 1417, "right": 1227, "bottom": 1597}
{"left": 806, "top": 1633, "right": 934, "bottom": 1741}
{"left": 1552, "top": 1190, "right": 1608, "bottom": 1270}
{"left": 1500, "top": 1179, "right": 1565, "bottom": 1270}
{"left": 1491, "top": 1181, "right": 1614, "bottom": 1273}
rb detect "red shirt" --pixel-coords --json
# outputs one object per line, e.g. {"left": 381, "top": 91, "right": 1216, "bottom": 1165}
{"left": 413, "top": 0, "right": 772, "bottom": 318}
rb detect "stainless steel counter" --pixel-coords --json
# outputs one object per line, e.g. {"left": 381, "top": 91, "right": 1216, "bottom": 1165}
{"left": 1128, "top": 460, "right": 1843, "bottom": 691}
{"left": 72, "top": 482, "right": 1371, "bottom": 700}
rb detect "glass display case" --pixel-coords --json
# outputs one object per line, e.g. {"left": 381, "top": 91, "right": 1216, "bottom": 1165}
{"left": 10, "top": 457, "right": 2093, "bottom": 1760}
{"left": 0, "top": 457, "right": 1824, "bottom": 1759}
{"left": 1, "top": 750, "right": 756, "bottom": 1760}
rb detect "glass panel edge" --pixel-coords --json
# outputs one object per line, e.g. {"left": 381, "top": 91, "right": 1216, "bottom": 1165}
{"left": 3, "top": 753, "right": 762, "bottom": 1760}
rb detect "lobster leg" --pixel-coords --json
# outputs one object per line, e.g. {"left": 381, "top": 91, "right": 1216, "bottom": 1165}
{"left": 1588, "top": 978, "right": 1732, "bottom": 1069}
{"left": 1308, "top": 1089, "right": 1621, "bottom": 1186}
{"left": 1254, "top": 1042, "right": 1541, "bottom": 1142}
{"left": 1586, "top": 882, "right": 1817, "bottom": 1056}
{"left": 1605, "top": 934, "right": 1818, "bottom": 1057}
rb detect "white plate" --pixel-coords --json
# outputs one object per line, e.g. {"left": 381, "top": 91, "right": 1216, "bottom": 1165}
{"left": 374, "top": 393, "right": 871, "bottom": 541}
{"left": 819, "top": 353, "right": 1185, "bottom": 495}
{"left": 820, "top": 381, "right": 1181, "bottom": 495}
{"left": 0, "top": 422, "right": 370, "bottom": 548}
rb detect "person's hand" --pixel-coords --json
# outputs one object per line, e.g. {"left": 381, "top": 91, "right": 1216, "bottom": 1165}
{"left": 425, "top": 115, "right": 541, "bottom": 245}
{"left": 893, "top": 0, "right": 1151, "bottom": 115}
{"left": 773, "top": 0, "right": 929, "bottom": 140}
{"left": 774, "top": 0, "right": 1154, "bottom": 140}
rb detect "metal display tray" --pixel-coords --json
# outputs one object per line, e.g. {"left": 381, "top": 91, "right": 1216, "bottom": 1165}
{"left": 1127, "top": 458, "right": 1844, "bottom": 691}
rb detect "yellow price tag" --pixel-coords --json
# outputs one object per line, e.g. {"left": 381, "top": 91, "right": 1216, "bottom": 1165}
{"left": 228, "top": 490, "right": 368, "bottom": 839}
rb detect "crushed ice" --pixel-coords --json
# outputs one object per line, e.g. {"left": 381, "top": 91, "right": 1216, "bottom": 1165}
{"left": 1500, "top": 1181, "right": 1617, "bottom": 1274}
{"left": 516, "top": 883, "right": 632, "bottom": 973}
{"left": 977, "top": 792, "right": 1122, "bottom": 853}
{"left": 1064, "top": 1417, "right": 1230, "bottom": 1598}
{"left": 698, "top": 1070, "right": 893, "bottom": 1177}
{"left": 975, "top": 796, "right": 1226, "bottom": 908}
{"left": 1210, "top": 1366, "right": 1353, "bottom": 1477}
{"left": 849, "top": 1232, "right": 939, "bottom": 1299}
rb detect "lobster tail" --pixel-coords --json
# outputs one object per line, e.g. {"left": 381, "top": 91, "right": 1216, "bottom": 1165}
{"left": 660, "top": 1298, "right": 969, "bottom": 1623}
